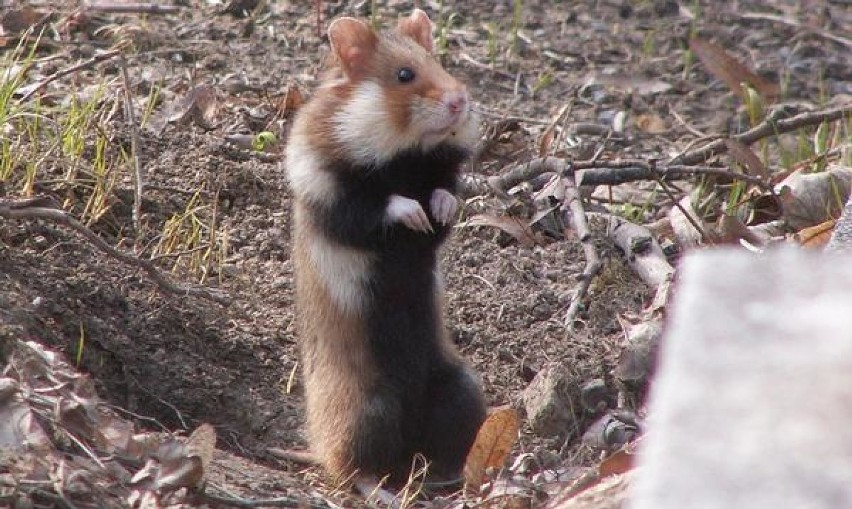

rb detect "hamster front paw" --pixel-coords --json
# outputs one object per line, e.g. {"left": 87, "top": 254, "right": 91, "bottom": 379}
{"left": 430, "top": 188, "right": 458, "bottom": 226}
{"left": 386, "top": 194, "right": 434, "bottom": 233}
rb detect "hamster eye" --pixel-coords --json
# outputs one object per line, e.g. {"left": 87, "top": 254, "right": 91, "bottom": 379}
{"left": 397, "top": 67, "right": 416, "bottom": 83}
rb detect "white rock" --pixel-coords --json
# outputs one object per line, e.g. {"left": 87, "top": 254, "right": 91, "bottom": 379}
{"left": 631, "top": 247, "right": 852, "bottom": 509}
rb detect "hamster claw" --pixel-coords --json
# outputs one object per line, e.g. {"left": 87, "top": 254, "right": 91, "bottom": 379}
{"left": 386, "top": 194, "right": 434, "bottom": 233}
{"left": 430, "top": 188, "right": 458, "bottom": 226}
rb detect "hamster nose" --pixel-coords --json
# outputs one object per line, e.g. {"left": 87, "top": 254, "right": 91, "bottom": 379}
{"left": 445, "top": 91, "right": 468, "bottom": 114}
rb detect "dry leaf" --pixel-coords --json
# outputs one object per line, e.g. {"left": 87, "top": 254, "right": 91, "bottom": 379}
{"left": 278, "top": 84, "right": 304, "bottom": 117}
{"left": 597, "top": 448, "right": 635, "bottom": 478}
{"left": 634, "top": 113, "right": 667, "bottom": 134}
{"left": 668, "top": 195, "right": 705, "bottom": 249}
{"left": 466, "top": 214, "right": 539, "bottom": 248}
{"left": 716, "top": 213, "right": 767, "bottom": 247}
{"left": 584, "top": 72, "right": 672, "bottom": 96}
{"left": 795, "top": 218, "right": 837, "bottom": 248}
{"left": 1, "top": 7, "right": 44, "bottom": 34}
{"left": 186, "top": 423, "right": 216, "bottom": 487}
{"left": 0, "top": 400, "right": 54, "bottom": 453}
{"left": 688, "top": 38, "right": 780, "bottom": 100}
{"left": 155, "top": 441, "right": 205, "bottom": 491}
{"left": 776, "top": 166, "right": 852, "bottom": 230}
{"left": 724, "top": 139, "right": 769, "bottom": 178}
{"left": 538, "top": 103, "right": 571, "bottom": 157}
{"left": 152, "top": 85, "right": 219, "bottom": 131}
{"left": 463, "top": 407, "right": 520, "bottom": 490}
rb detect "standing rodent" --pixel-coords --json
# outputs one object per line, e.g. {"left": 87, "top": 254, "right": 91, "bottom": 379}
{"left": 285, "top": 8, "right": 487, "bottom": 489}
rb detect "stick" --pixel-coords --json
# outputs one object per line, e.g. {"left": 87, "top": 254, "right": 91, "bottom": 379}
{"left": 488, "top": 158, "right": 772, "bottom": 194}
{"left": 670, "top": 103, "right": 852, "bottom": 166}
{"left": 609, "top": 217, "right": 674, "bottom": 291}
{"left": 0, "top": 201, "right": 230, "bottom": 306}
{"left": 18, "top": 49, "right": 123, "bottom": 103}
{"left": 118, "top": 55, "right": 144, "bottom": 234}
{"left": 737, "top": 12, "right": 852, "bottom": 50}
{"left": 578, "top": 164, "right": 772, "bottom": 190}
{"left": 562, "top": 170, "right": 602, "bottom": 328}
{"left": 485, "top": 104, "right": 851, "bottom": 193}
{"left": 85, "top": 3, "right": 180, "bottom": 14}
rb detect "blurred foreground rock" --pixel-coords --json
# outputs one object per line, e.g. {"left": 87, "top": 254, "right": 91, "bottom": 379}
{"left": 630, "top": 248, "right": 852, "bottom": 509}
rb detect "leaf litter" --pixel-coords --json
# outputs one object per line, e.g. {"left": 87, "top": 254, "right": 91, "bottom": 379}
{"left": 0, "top": 1, "right": 851, "bottom": 508}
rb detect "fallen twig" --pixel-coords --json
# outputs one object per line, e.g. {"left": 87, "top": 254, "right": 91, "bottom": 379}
{"left": 194, "top": 491, "right": 302, "bottom": 508}
{"left": 578, "top": 163, "right": 771, "bottom": 190}
{"left": 0, "top": 200, "right": 230, "bottom": 306}
{"left": 562, "top": 169, "right": 602, "bottom": 328}
{"left": 648, "top": 165, "right": 712, "bottom": 243}
{"left": 18, "top": 49, "right": 123, "bottom": 103}
{"left": 608, "top": 216, "right": 674, "bottom": 312}
{"left": 118, "top": 55, "right": 144, "bottom": 234}
{"left": 197, "top": 482, "right": 335, "bottom": 509}
{"left": 485, "top": 104, "right": 851, "bottom": 195}
{"left": 84, "top": 3, "right": 181, "bottom": 14}
{"left": 737, "top": 12, "right": 852, "bottom": 50}
{"left": 488, "top": 157, "right": 772, "bottom": 193}
{"left": 670, "top": 103, "right": 852, "bottom": 166}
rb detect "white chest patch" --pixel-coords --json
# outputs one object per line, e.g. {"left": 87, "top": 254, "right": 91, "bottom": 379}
{"left": 334, "top": 82, "right": 420, "bottom": 166}
{"left": 307, "top": 232, "right": 375, "bottom": 314}
{"left": 285, "top": 140, "right": 337, "bottom": 205}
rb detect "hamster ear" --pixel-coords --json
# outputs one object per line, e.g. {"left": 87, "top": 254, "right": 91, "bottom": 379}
{"left": 398, "top": 9, "right": 434, "bottom": 53}
{"left": 328, "top": 17, "right": 378, "bottom": 79}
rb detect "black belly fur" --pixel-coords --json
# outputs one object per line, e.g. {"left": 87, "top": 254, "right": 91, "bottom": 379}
{"left": 310, "top": 143, "right": 471, "bottom": 475}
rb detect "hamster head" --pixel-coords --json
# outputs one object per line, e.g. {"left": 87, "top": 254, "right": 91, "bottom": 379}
{"left": 326, "top": 9, "right": 479, "bottom": 166}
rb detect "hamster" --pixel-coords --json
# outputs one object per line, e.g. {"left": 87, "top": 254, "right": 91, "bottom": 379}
{"left": 285, "top": 8, "right": 487, "bottom": 491}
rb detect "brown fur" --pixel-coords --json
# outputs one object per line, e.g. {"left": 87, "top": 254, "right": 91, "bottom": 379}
{"left": 286, "top": 9, "right": 485, "bottom": 489}
{"left": 292, "top": 203, "right": 377, "bottom": 479}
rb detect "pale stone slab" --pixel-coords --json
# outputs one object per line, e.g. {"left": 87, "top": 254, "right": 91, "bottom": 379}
{"left": 630, "top": 248, "right": 852, "bottom": 509}
{"left": 827, "top": 197, "right": 852, "bottom": 252}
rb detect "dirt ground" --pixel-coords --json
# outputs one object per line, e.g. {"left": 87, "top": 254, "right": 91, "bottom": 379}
{"left": 1, "top": 0, "right": 849, "bottom": 505}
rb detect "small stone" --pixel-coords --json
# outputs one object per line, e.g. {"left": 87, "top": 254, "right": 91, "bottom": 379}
{"left": 522, "top": 363, "right": 581, "bottom": 437}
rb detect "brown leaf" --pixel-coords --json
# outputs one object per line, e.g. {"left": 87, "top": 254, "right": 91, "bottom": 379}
{"left": 1, "top": 7, "right": 44, "bottom": 34}
{"left": 0, "top": 400, "right": 54, "bottom": 453}
{"left": 155, "top": 441, "right": 204, "bottom": 491}
{"left": 277, "top": 84, "right": 304, "bottom": 117}
{"left": 584, "top": 72, "right": 672, "bottom": 96}
{"left": 634, "top": 113, "right": 667, "bottom": 134}
{"left": 598, "top": 449, "right": 634, "bottom": 478}
{"left": 186, "top": 423, "right": 216, "bottom": 487}
{"left": 777, "top": 166, "right": 852, "bottom": 230}
{"left": 724, "top": 139, "right": 769, "bottom": 178}
{"left": 688, "top": 38, "right": 780, "bottom": 100}
{"left": 463, "top": 407, "right": 520, "bottom": 490}
{"left": 466, "top": 214, "right": 539, "bottom": 248}
{"left": 715, "top": 213, "right": 767, "bottom": 247}
{"left": 668, "top": 195, "right": 705, "bottom": 249}
{"left": 795, "top": 218, "right": 837, "bottom": 248}
{"left": 538, "top": 103, "right": 571, "bottom": 157}
{"left": 154, "top": 85, "right": 219, "bottom": 131}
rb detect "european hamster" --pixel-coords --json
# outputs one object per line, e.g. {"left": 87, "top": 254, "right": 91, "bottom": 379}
{"left": 285, "top": 8, "right": 486, "bottom": 491}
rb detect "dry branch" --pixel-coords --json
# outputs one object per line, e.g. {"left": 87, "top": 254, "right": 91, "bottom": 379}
{"left": 0, "top": 200, "right": 230, "bottom": 306}
{"left": 119, "top": 55, "right": 144, "bottom": 234}
{"left": 563, "top": 170, "right": 602, "bottom": 327}
{"left": 18, "top": 49, "right": 123, "bottom": 103}
{"left": 85, "top": 3, "right": 181, "bottom": 14}
{"left": 485, "top": 104, "right": 852, "bottom": 195}
{"left": 670, "top": 103, "right": 852, "bottom": 166}
{"left": 578, "top": 164, "right": 771, "bottom": 190}
{"left": 194, "top": 491, "right": 302, "bottom": 508}
{"left": 489, "top": 158, "right": 771, "bottom": 193}
{"left": 609, "top": 217, "right": 674, "bottom": 312}
{"left": 737, "top": 12, "right": 852, "bottom": 50}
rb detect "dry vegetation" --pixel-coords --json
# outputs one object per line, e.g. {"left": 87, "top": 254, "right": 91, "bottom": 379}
{"left": 0, "top": 1, "right": 850, "bottom": 508}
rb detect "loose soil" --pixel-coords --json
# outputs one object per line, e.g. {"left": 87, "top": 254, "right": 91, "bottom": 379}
{"left": 1, "top": 0, "right": 849, "bottom": 504}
